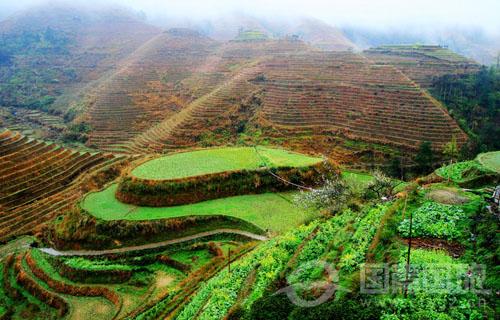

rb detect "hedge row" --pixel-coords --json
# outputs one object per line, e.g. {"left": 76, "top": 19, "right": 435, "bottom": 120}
{"left": 52, "top": 209, "right": 263, "bottom": 250}
{"left": 14, "top": 254, "right": 68, "bottom": 317}
{"left": 156, "top": 255, "right": 192, "bottom": 273}
{"left": 49, "top": 256, "right": 132, "bottom": 284}
{"left": 2, "top": 254, "right": 19, "bottom": 300}
{"left": 116, "top": 160, "right": 335, "bottom": 207}
{"left": 26, "top": 251, "right": 122, "bottom": 307}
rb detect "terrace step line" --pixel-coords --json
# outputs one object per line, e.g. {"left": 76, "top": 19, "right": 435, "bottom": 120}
{"left": 41, "top": 228, "right": 268, "bottom": 256}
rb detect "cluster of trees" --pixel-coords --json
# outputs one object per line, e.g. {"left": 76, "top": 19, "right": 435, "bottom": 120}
{"left": 0, "top": 27, "right": 75, "bottom": 113}
{"left": 387, "top": 67, "right": 498, "bottom": 179}
{"left": 431, "top": 66, "right": 500, "bottom": 154}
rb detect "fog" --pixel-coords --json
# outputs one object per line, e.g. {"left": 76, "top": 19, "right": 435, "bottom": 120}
{"left": 1, "top": 0, "right": 499, "bottom": 35}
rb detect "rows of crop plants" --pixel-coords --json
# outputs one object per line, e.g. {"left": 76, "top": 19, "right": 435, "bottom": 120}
{"left": 172, "top": 199, "right": 395, "bottom": 319}
{"left": 0, "top": 129, "right": 125, "bottom": 242}
{"left": 132, "top": 241, "right": 258, "bottom": 319}
{"left": 0, "top": 236, "right": 245, "bottom": 319}
{"left": 201, "top": 163, "right": 496, "bottom": 320}
{"left": 378, "top": 248, "right": 494, "bottom": 319}
{"left": 174, "top": 222, "right": 318, "bottom": 319}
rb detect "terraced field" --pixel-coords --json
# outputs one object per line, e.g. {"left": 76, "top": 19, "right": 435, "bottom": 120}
{"left": 119, "top": 39, "right": 312, "bottom": 154}
{"left": 364, "top": 45, "right": 479, "bottom": 88}
{"left": 477, "top": 151, "right": 500, "bottom": 173}
{"left": 81, "top": 39, "right": 476, "bottom": 160}
{"left": 130, "top": 146, "right": 321, "bottom": 180}
{"left": 1, "top": 236, "right": 252, "bottom": 319}
{"left": 1, "top": 5, "right": 498, "bottom": 320}
{"left": 0, "top": 129, "right": 126, "bottom": 241}
{"left": 255, "top": 52, "right": 467, "bottom": 150}
{"left": 83, "top": 184, "right": 317, "bottom": 233}
{"left": 87, "top": 29, "right": 220, "bottom": 151}
{"left": 436, "top": 151, "right": 500, "bottom": 186}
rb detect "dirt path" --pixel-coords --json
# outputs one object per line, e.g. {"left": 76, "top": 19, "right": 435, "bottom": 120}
{"left": 400, "top": 237, "right": 465, "bottom": 258}
{"left": 40, "top": 229, "right": 268, "bottom": 257}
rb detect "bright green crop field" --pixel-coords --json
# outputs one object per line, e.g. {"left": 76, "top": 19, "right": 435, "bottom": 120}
{"left": 476, "top": 151, "right": 500, "bottom": 173}
{"left": 131, "top": 146, "right": 322, "bottom": 180}
{"left": 82, "top": 184, "right": 318, "bottom": 233}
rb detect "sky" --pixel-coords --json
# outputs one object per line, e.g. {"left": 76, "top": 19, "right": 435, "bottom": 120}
{"left": 0, "top": 0, "right": 499, "bottom": 34}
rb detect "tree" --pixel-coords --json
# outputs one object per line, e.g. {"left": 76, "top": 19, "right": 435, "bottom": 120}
{"left": 364, "top": 170, "right": 402, "bottom": 199}
{"left": 442, "top": 135, "right": 459, "bottom": 164}
{"left": 388, "top": 156, "right": 404, "bottom": 179}
{"left": 414, "top": 141, "right": 434, "bottom": 174}
{"left": 294, "top": 175, "right": 351, "bottom": 213}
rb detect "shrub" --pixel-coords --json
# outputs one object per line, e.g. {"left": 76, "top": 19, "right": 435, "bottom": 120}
{"left": 117, "top": 161, "right": 333, "bottom": 207}
{"left": 398, "top": 202, "right": 467, "bottom": 240}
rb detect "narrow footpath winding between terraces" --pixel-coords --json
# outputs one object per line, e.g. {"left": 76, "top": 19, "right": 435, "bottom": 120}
{"left": 40, "top": 228, "right": 268, "bottom": 256}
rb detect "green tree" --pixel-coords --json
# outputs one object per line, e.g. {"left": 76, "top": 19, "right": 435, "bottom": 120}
{"left": 442, "top": 135, "right": 459, "bottom": 164}
{"left": 364, "top": 170, "right": 402, "bottom": 199}
{"left": 388, "top": 156, "right": 404, "bottom": 179}
{"left": 431, "top": 66, "right": 499, "bottom": 153}
{"left": 414, "top": 141, "right": 434, "bottom": 174}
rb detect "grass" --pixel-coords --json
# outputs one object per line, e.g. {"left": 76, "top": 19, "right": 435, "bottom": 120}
{"left": 83, "top": 184, "right": 319, "bottom": 233}
{"left": 436, "top": 160, "right": 485, "bottom": 182}
{"left": 476, "top": 151, "right": 500, "bottom": 173}
{"left": 341, "top": 170, "right": 374, "bottom": 187}
{"left": 63, "top": 257, "right": 133, "bottom": 272}
{"left": 234, "top": 30, "right": 268, "bottom": 41}
{"left": 130, "top": 146, "right": 322, "bottom": 180}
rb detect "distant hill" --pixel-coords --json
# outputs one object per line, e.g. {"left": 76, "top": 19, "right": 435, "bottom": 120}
{"left": 266, "top": 17, "right": 357, "bottom": 51}
{"left": 160, "top": 14, "right": 356, "bottom": 51}
{"left": 0, "top": 4, "right": 160, "bottom": 141}
{"left": 344, "top": 26, "right": 499, "bottom": 66}
{"left": 0, "top": 5, "right": 482, "bottom": 167}
{"left": 86, "top": 28, "right": 219, "bottom": 150}
{"left": 364, "top": 45, "right": 480, "bottom": 87}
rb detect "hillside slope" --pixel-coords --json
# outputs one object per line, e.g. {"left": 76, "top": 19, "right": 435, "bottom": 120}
{"left": 0, "top": 4, "right": 160, "bottom": 141}
{"left": 86, "top": 29, "right": 220, "bottom": 151}
{"left": 95, "top": 38, "right": 312, "bottom": 153}
{"left": 115, "top": 51, "right": 467, "bottom": 159}
{"left": 363, "top": 45, "right": 480, "bottom": 88}
{"left": 0, "top": 129, "right": 127, "bottom": 242}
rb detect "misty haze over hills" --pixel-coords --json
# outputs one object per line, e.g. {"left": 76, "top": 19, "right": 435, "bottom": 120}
{"left": 0, "top": 0, "right": 499, "bottom": 64}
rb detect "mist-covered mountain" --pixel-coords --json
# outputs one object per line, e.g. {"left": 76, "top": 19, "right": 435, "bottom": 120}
{"left": 343, "top": 25, "right": 499, "bottom": 65}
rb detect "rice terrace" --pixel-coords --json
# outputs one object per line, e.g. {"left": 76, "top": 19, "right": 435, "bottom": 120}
{"left": 0, "top": 1, "right": 499, "bottom": 319}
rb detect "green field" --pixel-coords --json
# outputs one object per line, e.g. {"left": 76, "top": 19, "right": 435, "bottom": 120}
{"left": 131, "top": 146, "right": 322, "bottom": 180}
{"left": 436, "top": 151, "right": 500, "bottom": 183}
{"left": 82, "top": 184, "right": 318, "bottom": 233}
{"left": 341, "top": 170, "right": 374, "bottom": 187}
{"left": 476, "top": 151, "right": 500, "bottom": 173}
